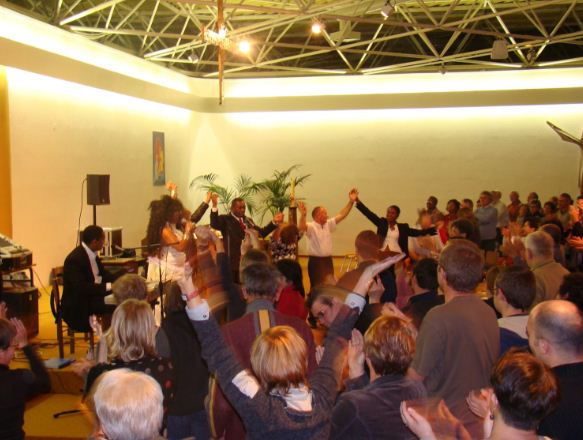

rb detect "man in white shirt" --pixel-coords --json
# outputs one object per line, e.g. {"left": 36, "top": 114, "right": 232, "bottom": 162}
{"left": 61, "top": 225, "right": 118, "bottom": 332}
{"left": 299, "top": 192, "right": 355, "bottom": 288}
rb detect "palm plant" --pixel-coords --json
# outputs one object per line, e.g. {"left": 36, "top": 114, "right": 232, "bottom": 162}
{"left": 189, "top": 173, "right": 258, "bottom": 215}
{"left": 254, "top": 165, "right": 310, "bottom": 221}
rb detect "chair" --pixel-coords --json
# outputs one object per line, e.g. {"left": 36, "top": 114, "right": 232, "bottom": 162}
{"left": 50, "top": 266, "right": 94, "bottom": 359}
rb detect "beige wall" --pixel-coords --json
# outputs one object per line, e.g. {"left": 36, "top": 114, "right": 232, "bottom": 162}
{"left": 6, "top": 68, "right": 197, "bottom": 282}
{"left": 0, "top": 66, "right": 12, "bottom": 237}
{"left": 2, "top": 6, "right": 583, "bottom": 280}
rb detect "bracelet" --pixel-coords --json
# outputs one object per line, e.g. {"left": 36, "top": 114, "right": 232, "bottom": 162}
{"left": 182, "top": 289, "right": 199, "bottom": 301}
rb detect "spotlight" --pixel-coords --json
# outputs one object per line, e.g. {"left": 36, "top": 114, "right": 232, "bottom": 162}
{"left": 238, "top": 40, "right": 251, "bottom": 54}
{"left": 218, "top": 25, "right": 227, "bottom": 39}
{"left": 188, "top": 52, "right": 199, "bottom": 63}
{"left": 491, "top": 39, "right": 508, "bottom": 60}
{"left": 381, "top": 1, "right": 394, "bottom": 18}
{"left": 311, "top": 21, "right": 324, "bottom": 35}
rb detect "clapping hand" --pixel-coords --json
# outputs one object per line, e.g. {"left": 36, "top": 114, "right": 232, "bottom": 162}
{"left": 89, "top": 315, "right": 103, "bottom": 338}
{"left": 298, "top": 201, "right": 307, "bottom": 216}
{"left": 11, "top": 317, "right": 28, "bottom": 349}
{"left": 273, "top": 212, "right": 284, "bottom": 224}
{"left": 348, "top": 329, "right": 365, "bottom": 378}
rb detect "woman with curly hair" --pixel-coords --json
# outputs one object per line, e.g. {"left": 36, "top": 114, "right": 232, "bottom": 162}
{"left": 146, "top": 195, "right": 195, "bottom": 293}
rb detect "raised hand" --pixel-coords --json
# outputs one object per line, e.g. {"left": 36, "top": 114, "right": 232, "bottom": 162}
{"left": 381, "top": 303, "right": 411, "bottom": 322}
{"left": 89, "top": 315, "right": 103, "bottom": 338}
{"left": 353, "top": 253, "right": 406, "bottom": 297}
{"left": 349, "top": 188, "right": 359, "bottom": 202}
{"left": 348, "top": 329, "right": 365, "bottom": 378}
{"left": 0, "top": 301, "right": 7, "bottom": 319}
{"left": 11, "top": 318, "right": 28, "bottom": 349}
{"left": 297, "top": 201, "right": 307, "bottom": 216}
{"left": 400, "top": 401, "right": 436, "bottom": 440}
{"left": 204, "top": 191, "right": 213, "bottom": 204}
{"left": 273, "top": 212, "right": 284, "bottom": 224}
{"left": 211, "top": 193, "right": 219, "bottom": 207}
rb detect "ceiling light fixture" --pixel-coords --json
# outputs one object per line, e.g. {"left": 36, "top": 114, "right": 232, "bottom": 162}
{"left": 311, "top": 20, "right": 324, "bottom": 35}
{"left": 491, "top": 39, "right": 508, "bottom": 60}
{"left": 238, "top": 40, "right": 251, "bottom": 54}
{"left": 381, "top": 1, "right": 395, "bottom": 18}
{"left": 188, "top": 52, "right": 199, "bottom": 63}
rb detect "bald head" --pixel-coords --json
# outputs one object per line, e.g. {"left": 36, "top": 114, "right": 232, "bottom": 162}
{"left": 529, "top": 300, "right": 583, "bottom": 360}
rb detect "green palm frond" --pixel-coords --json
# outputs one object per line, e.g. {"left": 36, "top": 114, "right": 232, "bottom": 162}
{"left": 254, "top": 165, "right": 310, "bottom": 221}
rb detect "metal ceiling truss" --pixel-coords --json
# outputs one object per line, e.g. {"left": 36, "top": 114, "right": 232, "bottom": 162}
{"left": 2, "top": 0, "right": 582, "bottom": 78}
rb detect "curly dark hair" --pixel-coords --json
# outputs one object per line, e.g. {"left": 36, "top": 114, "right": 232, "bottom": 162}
{"left": 146, "top": 195, "right": 184, "bottom": 251}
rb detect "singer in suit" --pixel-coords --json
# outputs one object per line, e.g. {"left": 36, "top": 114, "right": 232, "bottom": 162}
{"left": 210, "top": 196, "right": 283, "bottom": 282}
{"left": 61, "top": 225, "right": 120, "bottom": 332}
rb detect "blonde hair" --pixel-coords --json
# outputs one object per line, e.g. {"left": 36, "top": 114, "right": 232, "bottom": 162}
{"left": 364, "top": 316, "right": 417, "bottom": 376}
{"left": 251, "top": 325, "right": 307, "bottom": 393}
{"left": 94, "top": 369, "right": 163, "bottom": 440}
{"left": 106, "top": 299, "right": 157, "bottom": 362}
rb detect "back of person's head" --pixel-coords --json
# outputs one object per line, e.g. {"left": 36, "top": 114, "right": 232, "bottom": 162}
{"left": 449, "top": 218, "right": 474, "bottom": 239}
{"left": 112, "top": 274, "right": 148, "bottom": 303}
{"left": 251, "top": 325, "right": 307, "bottom": 393}
{"left": 94, "top": 369, "right": 163, "bottom": 440}
{"left": 412, "top": 258, "right": 438, "bottom": 291}
{"left": 540, "top": 223, "right": 562, "bottom": 245}
{"left": 438, "top": 239, "right": 484, "bottom": 293}
{"left": 530, "top": 300, "right": 583, "bottom": 357}
{"left": 447, "top": 199, "right": 461, "bottom": 211}
{"left": 164, "top": 282, "right": 186, "bottom": 314}
{"left": 524, "top": 217, "right": 540, "bottom": 230}
{"left": 275, "top": 259, "right": 305, "bottom": 297}
{"left": 485, "top": 266, "right": 501, "bottom": 297}
{"left": 496, "top": 266, "right": 536, "bottom": 311}
{"left": 364, "top": 316, "right": 417, "bottom": 376}
{"left": 242, "top": 263, "right": 281, "bottom": 299}
{"left": 355, "top": 230, "right": 380, "bottom": 261}
{"left": 240, "top": 249, "right": 269, "bottom": 272}
{"left": 525, "top": 230, "right": 553, "bottom": 259}
{"left": 559, "top": 272, "right": 583, "bottom": 314}
{"left": 279, "top": 223, "right": 300, "bottom": 245}
{"left": 107, "top": 299, "right": 157, "bottom": 362}
{"left": 0, "top": 318, "right": 16, "bottom": 350}
{"left": 491, "top": 350, "right": 558, "bottom": 432}
{"left": 82, "top": 225, "right": 104, "bottom": 245}
{"left": 461, "top": 198, "right": 474, "bottom": 209}
{"left": 456, "top": 208, "right": 475, "bottom": 221}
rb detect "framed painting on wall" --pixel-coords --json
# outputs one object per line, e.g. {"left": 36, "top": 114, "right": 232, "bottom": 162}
{"left": 153, "top": 131, "right": 165, "bottom": 186}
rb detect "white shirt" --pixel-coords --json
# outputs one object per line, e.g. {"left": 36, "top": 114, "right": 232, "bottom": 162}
{"left": 306, "top": 218, "right": 337, "bottom": 257}
{"left": 492, "top": 200, "right": 509, "bottom": 228}
{"left": 382, "top": 224, "right": 402, "bottom": 253}
{"left": 82, "top": 242, "right": 111, "bottom": 291}
{"left": 498, "top": 315, "right": 528, "bottom": 339}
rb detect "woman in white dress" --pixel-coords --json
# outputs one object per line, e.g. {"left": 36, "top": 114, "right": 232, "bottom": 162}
{"left": 146, "top": 195, "right": 195, "bottom": 296}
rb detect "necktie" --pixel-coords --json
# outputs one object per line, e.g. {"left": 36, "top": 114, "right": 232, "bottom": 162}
{"left": 239, "top": 217, "right": 246, "bottom": 231}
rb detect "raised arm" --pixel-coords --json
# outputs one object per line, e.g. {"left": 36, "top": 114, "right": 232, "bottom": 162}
{"left": 12, "top": 318, "right": 51, "bottom": 397}
{"left": 209, "top": 193, "right": 225, "bottom": 231}
{"left": 190, "top": 191, "right": 212, "bottom": 223}
{"left": 334, "top": 191, "right": 356, "bottom": 224}
{"left": 298, "top": 201, "right": 308, "bottom": 234}
{"left": 353, "top": 190, "right": 383, "bottom": 228}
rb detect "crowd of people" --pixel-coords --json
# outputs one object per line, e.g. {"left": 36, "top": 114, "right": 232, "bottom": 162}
{"left": 1, "top": 187, "right": 583, "bottom": 440}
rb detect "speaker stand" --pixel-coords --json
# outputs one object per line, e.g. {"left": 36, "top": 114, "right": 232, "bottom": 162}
{"left": 92, "top": 205, "right": 97, "bottom": 226}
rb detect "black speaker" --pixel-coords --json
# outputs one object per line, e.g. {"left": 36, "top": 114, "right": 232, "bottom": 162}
{"left": 1, "top": 286, "right": 39, "bottom": 339}
{"left": 87, "top": 174, "right": 110, "bottom": 205}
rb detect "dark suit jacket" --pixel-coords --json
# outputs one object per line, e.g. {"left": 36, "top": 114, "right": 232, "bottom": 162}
{"left": 61, "top": 245, "right": 117, "bottom": 332}
{"left": 190, "top": 201, "right": 210, "bottom": 223}
{"left": 355, "top": 201, "right": 436, "bottom": 256}
{"left": 210, "top": 211, "right": 276, "bottom": 279}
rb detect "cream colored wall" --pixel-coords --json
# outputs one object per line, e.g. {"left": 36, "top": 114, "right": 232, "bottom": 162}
{"left": 3, "top": 4, "right": 583, "bottom": 279}
{"left": 191, "top": 104, "right": 583, "bottom": 255}
{"left": 7, "top": 68, "right": 197, "bottom": 283}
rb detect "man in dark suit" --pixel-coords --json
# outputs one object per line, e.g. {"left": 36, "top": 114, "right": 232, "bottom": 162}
{"left": 61, "top": 225, "right": 118, "bottom": 332}
{"left": 351, "top": 189, "right": 436, "bottom": 302}
{"left": 210, "top": 194, "right": 283, "bottom": 281}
